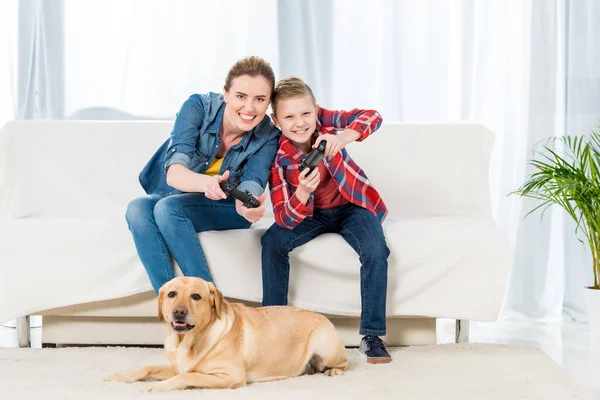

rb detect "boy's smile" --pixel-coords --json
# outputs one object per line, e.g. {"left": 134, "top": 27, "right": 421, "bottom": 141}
{"left": 292, "top": 127, "right": 310, "bottom": 136}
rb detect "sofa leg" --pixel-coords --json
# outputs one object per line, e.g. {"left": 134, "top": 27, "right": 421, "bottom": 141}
{"left": 455, "top": 319, "right": 469, "bottom": 343}
{"left": 16, "top": 316, "right": 31, "bottom": 348}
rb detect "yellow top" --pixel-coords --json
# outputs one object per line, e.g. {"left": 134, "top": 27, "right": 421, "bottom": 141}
{"left": 204, "top": 157, "right": 224, "bottom": 176}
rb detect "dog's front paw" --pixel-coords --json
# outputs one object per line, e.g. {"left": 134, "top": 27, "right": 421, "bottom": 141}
{"left": 144, "top": 382, "right": 170, "bottom": 393}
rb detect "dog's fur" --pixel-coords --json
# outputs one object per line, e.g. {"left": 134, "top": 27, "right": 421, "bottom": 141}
{"left": 105, "top": 277, "right": 348, "bottom": 392}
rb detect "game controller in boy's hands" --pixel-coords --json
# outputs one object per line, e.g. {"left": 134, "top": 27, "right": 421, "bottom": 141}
{"left": 220, "top": 182, "right": 260, "bottom": 208}
{"left": 298, "top": 140, "right": 327, "bottom": 174}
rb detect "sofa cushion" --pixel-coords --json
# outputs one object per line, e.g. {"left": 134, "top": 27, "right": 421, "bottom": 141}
{"left": 203, "top": 217, "right": 512, "bottom": 321}
{"left": 0, "top": 121, "right": 494, "bottom": 221}
{"left": 0, "top": 216, "right": 512, "bottom": 324}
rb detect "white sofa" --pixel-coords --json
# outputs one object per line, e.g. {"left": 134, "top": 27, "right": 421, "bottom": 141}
{"left": 0, "top": 121, "right": 513, "bottom": 347}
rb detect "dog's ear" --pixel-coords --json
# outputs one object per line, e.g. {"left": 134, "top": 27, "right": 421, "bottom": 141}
{"left": 157, "top": 286, "right": 166, "bottom": 322}
{"left": 208, "top": 282, "right": 223, "bottom": 319}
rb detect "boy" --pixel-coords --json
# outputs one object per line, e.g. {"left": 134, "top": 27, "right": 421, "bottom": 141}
{"left": 261, "top": 77, "right": 392, "bottom": 364}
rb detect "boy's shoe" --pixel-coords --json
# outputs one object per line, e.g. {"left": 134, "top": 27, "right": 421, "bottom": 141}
{"left": 359, "top": 335, "right": 393, "bottom": 364}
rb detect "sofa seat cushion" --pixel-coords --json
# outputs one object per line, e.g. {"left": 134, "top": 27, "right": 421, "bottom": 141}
{"left": 203, "top": 217, "right": 512, "bottom": 321}
{"left": 0, "top": 218, "right": 152, "bottom": 323}
{"left": 0, "top": 215, "right": 511, "bottom": 324}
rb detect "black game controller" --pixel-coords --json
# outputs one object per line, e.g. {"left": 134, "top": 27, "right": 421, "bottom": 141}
{"left": 220, "top": 182, "right": 260, "bottom": 208}
{"left": 298, "top": 140, "right": 327, "bottom": 174}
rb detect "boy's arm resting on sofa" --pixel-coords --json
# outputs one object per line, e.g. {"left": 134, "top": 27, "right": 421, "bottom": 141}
{"left": 269, "top": 162, "right": 314, "bottom": 230}
{"left": 318, "top": 107, "right": 383, "bottom": 142}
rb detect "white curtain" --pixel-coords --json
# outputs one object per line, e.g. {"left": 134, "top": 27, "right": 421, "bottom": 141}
{"left": 9, "top": 0, "right": 600, "bottom": 322}
{"left": 561, "top": 0, "right": 600, "bottom": 321}
{"left": 0, "top": 1, "right": 18, "bottom": 128}
{"left": 17, "top": 0, "right": 278, "bottom": 120}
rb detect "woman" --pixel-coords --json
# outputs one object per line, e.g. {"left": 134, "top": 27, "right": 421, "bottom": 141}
{"left": 126, "top": 56, "right": 280, "bottom": 293}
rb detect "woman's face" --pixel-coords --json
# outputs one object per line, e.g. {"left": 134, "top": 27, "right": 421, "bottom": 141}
{"left": 223, "top": 75, "right": 272, "bottom": 133}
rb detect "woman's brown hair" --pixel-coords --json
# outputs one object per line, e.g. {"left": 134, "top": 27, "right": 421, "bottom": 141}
{"left": 224, "top": 56, "right": 275, "bottom": 97}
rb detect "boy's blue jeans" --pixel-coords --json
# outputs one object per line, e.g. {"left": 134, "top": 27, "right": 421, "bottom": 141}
{"left": 261, "top": 203, "right": 390, "bottom": 336}
{"left": 126, "top": 193, "right": 251, "bottom": 293}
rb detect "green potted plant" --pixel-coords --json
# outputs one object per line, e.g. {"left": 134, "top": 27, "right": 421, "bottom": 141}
{"left": 511, "top": 126, "right": 600, "bottom": 335}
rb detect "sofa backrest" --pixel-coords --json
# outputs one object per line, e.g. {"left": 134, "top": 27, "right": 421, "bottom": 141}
{"left": 0, "top": 121, "right": 170, "bottom": 219}
{"left": 346, "top": 123, "right": 495, "bottom": 221}
{"left": 0, "top": 121, "right": 494, "bottom": 222}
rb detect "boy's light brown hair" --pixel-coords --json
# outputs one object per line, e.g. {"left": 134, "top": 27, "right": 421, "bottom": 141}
{"left": 271, "top": 77, "right": 317, "bottom": 117}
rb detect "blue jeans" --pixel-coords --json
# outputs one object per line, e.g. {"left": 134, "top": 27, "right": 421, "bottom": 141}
{"left": 126, "top": 193, "right": 251, "bottom": 293}
{"left": 261, "top": 203, "right": 390, "bottom": 336}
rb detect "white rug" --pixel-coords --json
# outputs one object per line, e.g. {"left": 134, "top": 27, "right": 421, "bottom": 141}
{"left": 0, "top": 343, "right": 588, "bottom": 400}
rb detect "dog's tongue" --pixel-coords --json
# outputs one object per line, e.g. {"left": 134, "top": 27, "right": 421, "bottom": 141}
{"left": 174, "top": 322, "right": 187, "bottom": 327}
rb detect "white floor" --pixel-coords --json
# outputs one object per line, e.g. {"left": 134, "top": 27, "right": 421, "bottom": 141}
{"left": 1, "top": 317, "right": 599, "bottom": 397}
{"left": 437, "top": 318, "right": 600, "bottom": 398}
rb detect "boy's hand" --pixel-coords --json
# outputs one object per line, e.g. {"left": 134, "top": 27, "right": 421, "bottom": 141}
{"left": 314, "top": 129, "right": 362, "bottom": 157}
{"left": 236, "top": 192, "right": 267, "bottom": 223}
{"left": 297, "top": 167, "right": 321, "bottom": 194}
{"left": 206, "top": 170, "right": 229, "bottom": 200}
{"left": 314, "top": 136, "right": 342, "bottom": 158}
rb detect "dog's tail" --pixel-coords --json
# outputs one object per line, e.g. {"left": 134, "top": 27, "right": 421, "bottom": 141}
{"left": 303, "top": 352, "right": 349, "bottom": 374}
{"left": 303, "top": 353, "right": 326, "bottom": 375}
{"left": 303, "top": 320, "right": 349, "bottom": 375}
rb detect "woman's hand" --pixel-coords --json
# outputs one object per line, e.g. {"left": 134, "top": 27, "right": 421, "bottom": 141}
{"left": 205, "top": 170, "right": 229, "bottom": 200}
{"left": 235, "top": 192, "right": 267, "bottom": 223}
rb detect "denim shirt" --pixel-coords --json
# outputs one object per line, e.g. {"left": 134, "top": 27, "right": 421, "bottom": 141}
{"left": 139, "top": 92, "right": 280, "bottom": 197}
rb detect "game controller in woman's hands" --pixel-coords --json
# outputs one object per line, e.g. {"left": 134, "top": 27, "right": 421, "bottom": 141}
{"left": 220, "top": 182, "right": 260, "bottom": 208}
{"left": 298, "top": 140, "right": 327, "bottom": 174}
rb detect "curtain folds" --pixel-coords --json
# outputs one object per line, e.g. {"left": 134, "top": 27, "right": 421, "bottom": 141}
{"left": 0, "top": 0, "right": 18, "bottom": 127}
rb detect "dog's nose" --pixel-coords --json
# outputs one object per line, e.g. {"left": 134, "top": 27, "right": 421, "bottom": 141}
{"left": 172, "top": 306, "right": 187, "bottom": 320}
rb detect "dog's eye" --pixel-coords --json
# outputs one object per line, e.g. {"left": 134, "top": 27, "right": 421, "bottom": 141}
{"left": 167, "top": 291, "right": 177, "bottom": 298}
{"left": 191, "top": 294, "right": 202, "bottom": 301}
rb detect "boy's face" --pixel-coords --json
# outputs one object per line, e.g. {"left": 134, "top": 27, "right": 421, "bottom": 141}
{"left": 272, "top": 95, "right": 319, "bottom": 146}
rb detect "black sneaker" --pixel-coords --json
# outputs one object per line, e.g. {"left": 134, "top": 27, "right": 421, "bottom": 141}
{"left": 359, "top": 335, "right": 392, "bottom": 364}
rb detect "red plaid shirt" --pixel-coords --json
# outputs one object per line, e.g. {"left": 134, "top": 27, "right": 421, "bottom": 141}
{"left": 269, "top": 107, "right": 387, "bottom": 230}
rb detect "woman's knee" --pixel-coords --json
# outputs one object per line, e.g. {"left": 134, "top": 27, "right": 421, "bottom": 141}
{"left": 126, "top": 196, "right": 159, "bottom": 229}
{"left": 153, "top": 196, "right": 183, "bottom": 227}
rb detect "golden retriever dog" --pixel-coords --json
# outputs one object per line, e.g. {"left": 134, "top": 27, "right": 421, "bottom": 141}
{"left": 105, "top": 276, "right": 348, "bottom": 392}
